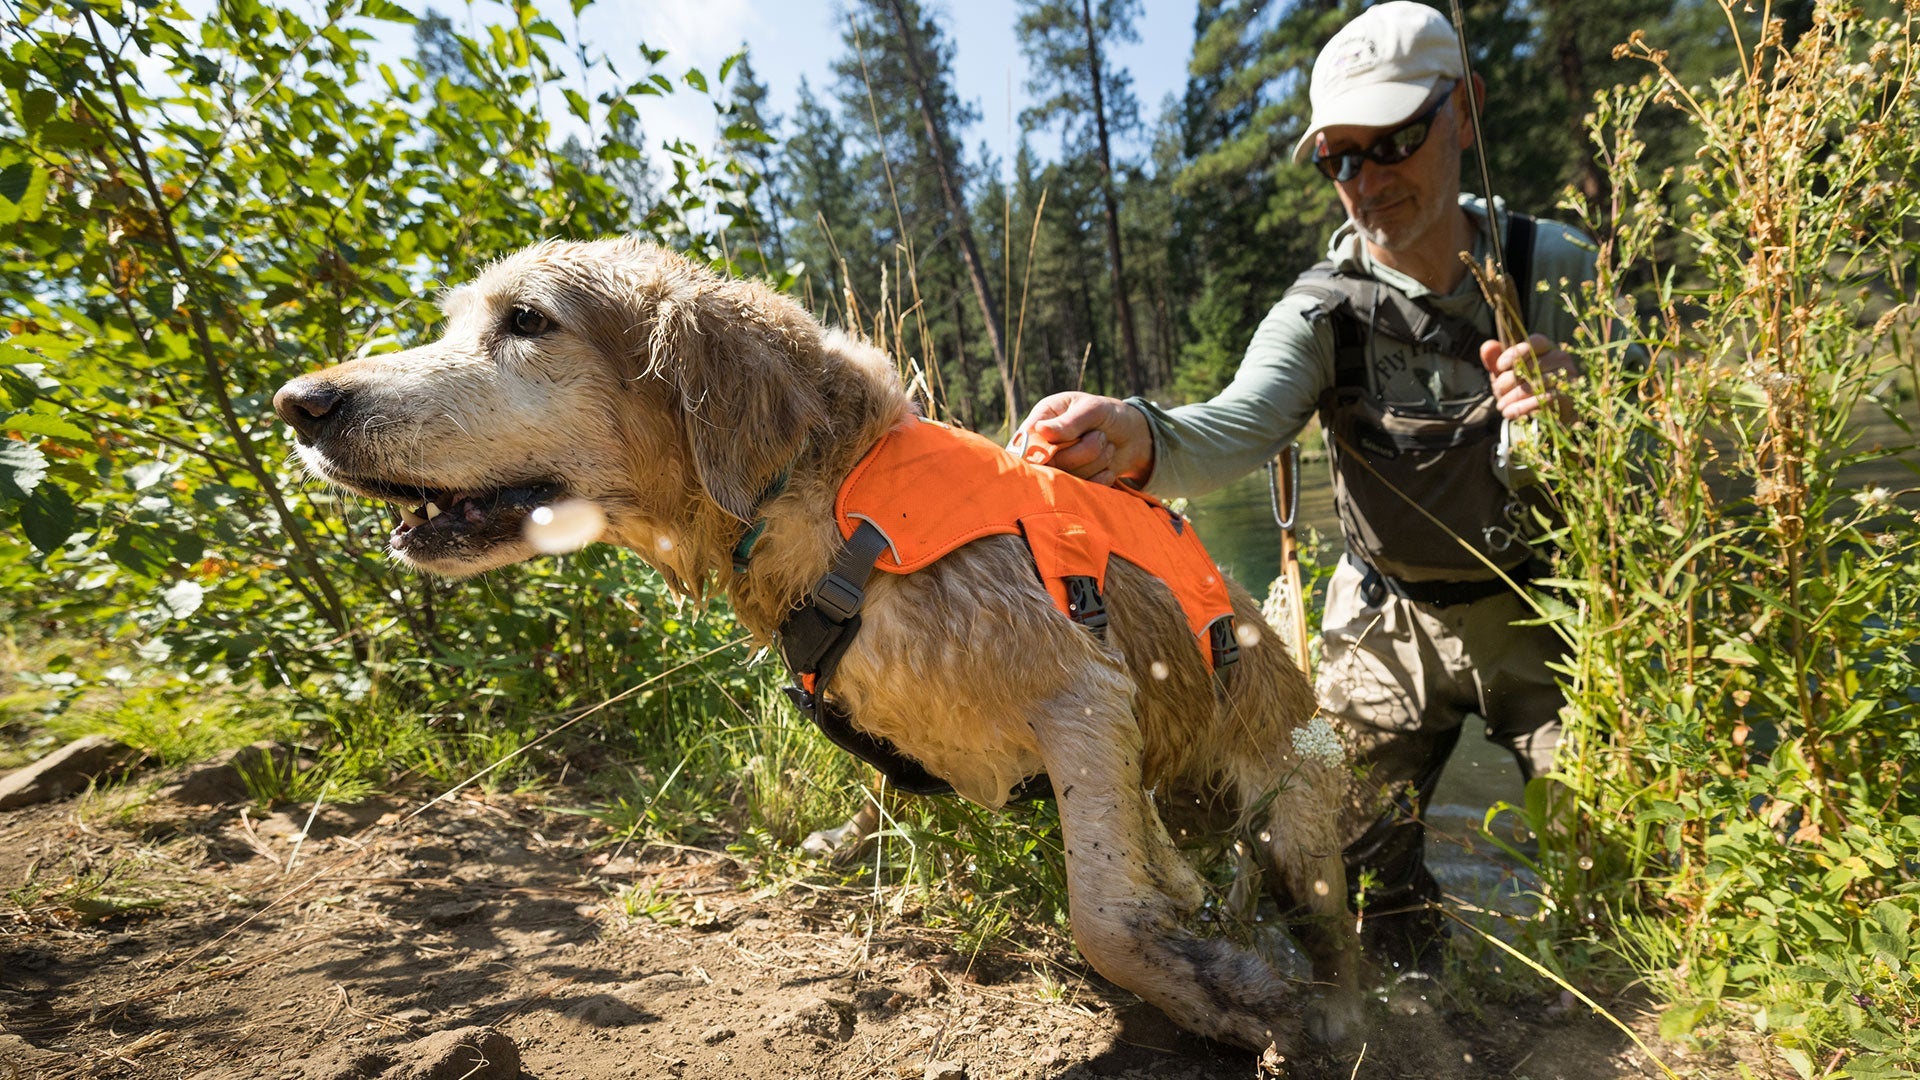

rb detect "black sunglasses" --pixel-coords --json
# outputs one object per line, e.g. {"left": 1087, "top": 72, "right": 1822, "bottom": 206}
{"left": 1312, "top": 81, "right": 1459, "bottom": 183}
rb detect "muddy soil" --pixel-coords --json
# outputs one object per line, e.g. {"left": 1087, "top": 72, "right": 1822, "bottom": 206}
{"left": 0, "top": 786, "right": 1760, "bottom": 1080}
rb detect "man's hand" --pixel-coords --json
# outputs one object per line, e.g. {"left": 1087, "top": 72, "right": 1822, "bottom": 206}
{"left": 1011, "top": 391, "right": 1155, "bottom": 487}
{"left": 1481, "top": 333, "right": 1580, "bottom": 421}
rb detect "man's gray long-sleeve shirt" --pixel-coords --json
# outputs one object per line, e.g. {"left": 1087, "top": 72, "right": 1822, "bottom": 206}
{"left": 1131, "top": 195, "right": 1599, "bottom": 500}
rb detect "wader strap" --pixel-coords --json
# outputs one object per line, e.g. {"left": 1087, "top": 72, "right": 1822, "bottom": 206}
{"left": 1348, "top": 551, "right": 1535, "bottom": 608}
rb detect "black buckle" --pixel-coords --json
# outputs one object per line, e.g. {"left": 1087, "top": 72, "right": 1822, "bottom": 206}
{"left": 1063, "top": 575, "right": 1108, "bottom": 638}
{"left": 783, "top": 682, "right": 817, "bottom": 718}
{"left": 812, "top": 572, "right": 864, "bottom": 623}
{"left": 1208, "top": 616, "right": 1240, "bottom": 670}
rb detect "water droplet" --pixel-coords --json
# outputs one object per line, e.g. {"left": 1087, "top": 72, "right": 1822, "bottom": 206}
{"left": 1150, "top": 661, "right": 1170, "bottom": 681}
{"left": 1235, "top": 623, "right": 1263, "bottom": 648}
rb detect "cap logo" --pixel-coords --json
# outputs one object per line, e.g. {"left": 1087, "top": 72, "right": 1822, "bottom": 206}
{"left": 1327, "top": 38, "right": 1381, "bottom": 81}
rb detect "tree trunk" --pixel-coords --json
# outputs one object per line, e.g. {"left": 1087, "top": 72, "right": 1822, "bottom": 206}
{"left": 1079, "top": 0, "right": 1144, "bottom": 396}
{"left": 1553, "top": 17, "right": 1605, "bottom": 207}
{"left": 883, "top": 0, "right": 1017, "bottom": 425}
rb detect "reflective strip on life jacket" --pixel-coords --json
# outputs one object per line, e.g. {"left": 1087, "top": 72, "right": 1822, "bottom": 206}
{"left": 834, "top": 418, "right": 1235, "bottom": 669}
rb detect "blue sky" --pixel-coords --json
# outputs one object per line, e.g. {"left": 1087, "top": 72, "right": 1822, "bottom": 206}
{"left": 544, "top": 0, "right": 1203, "bottom": 175}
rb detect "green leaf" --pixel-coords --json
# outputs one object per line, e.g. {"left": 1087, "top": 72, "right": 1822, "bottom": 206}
{"left": 563, "top": 88, "right": 592, "bottom": 125}
{"left": 0, "top": 161, "right": 48, "bottom": 225}
{"left": 17, "top": 88, "right": 55, "bottom": 132}
{"left": 0, "top": 162, "right": 31, "bottom": 204}
{"left": 1658, "top": 1001, "right": 1709, "bottom": 1040}
{"left": 18, "top": 482, "right": 75, "bottom": 553}
{"left": 0, "top": 439, "right": 47, "bottom": 500}
{"left": 2, "top": 412, "right": 88, "bottom": 441}
{"left": 362, "top": 0, "right": 418, "bottom": 21}
{"left": 160, "top": 579, "right": 205, "bottom": 620}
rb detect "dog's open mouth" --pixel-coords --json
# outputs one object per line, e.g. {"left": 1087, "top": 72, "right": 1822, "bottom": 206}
{"left": 342, "top": 476, "right": 565, "bottom": 562}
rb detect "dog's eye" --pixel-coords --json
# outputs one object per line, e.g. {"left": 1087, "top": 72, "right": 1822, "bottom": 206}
{"left": 507, "top": 306, "right": 553, "bottom": 337}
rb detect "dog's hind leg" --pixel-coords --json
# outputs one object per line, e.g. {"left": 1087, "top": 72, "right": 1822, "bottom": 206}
{"left": 1029, "top": 687, "right": 1306, "bottom": 1054}
{"left": 1244, "top": 762, "right": 1364, "bottom": 1044}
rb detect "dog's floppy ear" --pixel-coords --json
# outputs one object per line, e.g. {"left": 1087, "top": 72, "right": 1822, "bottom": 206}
{"left": 648, "top": 279, "right": 824, "bottom": 522}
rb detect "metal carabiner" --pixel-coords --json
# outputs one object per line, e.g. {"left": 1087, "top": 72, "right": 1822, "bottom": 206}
{"left": 1267, "top": 443, "right": 1301, "bottom": 531}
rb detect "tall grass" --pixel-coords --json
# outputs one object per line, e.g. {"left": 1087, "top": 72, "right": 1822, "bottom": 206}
{"left": 1531, "top": 2, "right": 1920, "bottom": 1071}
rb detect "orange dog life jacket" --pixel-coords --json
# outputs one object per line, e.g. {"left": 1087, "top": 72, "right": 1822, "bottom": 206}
{"left": 832, "top": 417, "right": 1237, "bottom": 668}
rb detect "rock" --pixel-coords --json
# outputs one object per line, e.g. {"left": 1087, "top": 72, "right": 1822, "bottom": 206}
{"left": 700, "top": 1024, "right": 735, "bottom": 1044}
{"left": 290, "top": 1043, "right": 394, "bottom": 1079}
{"left": 0, "top": 735, "right": 135, "bottom": 810}
{"left": 924, "top": 1061, "right": 966, "bottom": 1080}
{"left": 157, "top": 741, "right": 302, "bottom": 807}
{"left": 381, "top": 1026, "right": 519, "bottom": 1080}
{"left": 0, "top": 1033, "right": 59, "bottom": 1068}
{"left": 561, "top": 993, "right": 645, "bottom": 1028}
{"left": 422, "top": 899, "right": 486, "bottom": 927}
{"left": 768, "top": 997, "right": 855, "bottom": 1042}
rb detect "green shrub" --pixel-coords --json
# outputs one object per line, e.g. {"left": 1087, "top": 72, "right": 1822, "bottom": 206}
{"left": 1536, "top": 1, "right": 1920, "bottom": 1070}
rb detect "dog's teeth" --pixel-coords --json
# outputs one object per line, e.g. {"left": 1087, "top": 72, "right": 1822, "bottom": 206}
{"left": 398, "top": 505, "right": 426, "bottom": 528}
{"left": 424, "top": 502, "right": 442, "bottom": 520}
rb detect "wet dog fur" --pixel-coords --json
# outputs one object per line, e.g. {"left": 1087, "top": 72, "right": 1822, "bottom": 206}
{"left": 274, "top": 238, "right": 1361, "bottom": 1053}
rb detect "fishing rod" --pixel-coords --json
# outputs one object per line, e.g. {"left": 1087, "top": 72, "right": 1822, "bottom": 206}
{"left": 1447, "top": 0, "right": 1529, "bottom": 348}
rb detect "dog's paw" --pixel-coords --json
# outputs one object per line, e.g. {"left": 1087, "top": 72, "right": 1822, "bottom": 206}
{"left": 1304, "top": 990, "right": 1364, "bottom": 1045}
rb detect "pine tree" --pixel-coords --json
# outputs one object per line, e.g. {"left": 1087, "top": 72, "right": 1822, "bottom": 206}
{"left": 1017, "top": 0, "right": 1147, "bottom": 395}
{"left": 780, "top": 78, "right": 865, "bottom": 318}
{"left": 878, "top": 0, "right": 1017, "bottom": 425}
{"left": 726, "top": 54, "right": 789, "bottom": 268}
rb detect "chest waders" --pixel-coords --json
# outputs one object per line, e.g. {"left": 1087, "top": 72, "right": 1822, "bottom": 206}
{"left": 1292, "top": 213, "right": 1547, "bottom": 606}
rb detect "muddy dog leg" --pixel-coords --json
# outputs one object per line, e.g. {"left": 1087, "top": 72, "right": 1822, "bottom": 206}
{"left": 1031, "top": 693, "right": 1306, "bottom": 1054}
{"left": 1245, "top": 765, "right": 1364, "bottom": 1044}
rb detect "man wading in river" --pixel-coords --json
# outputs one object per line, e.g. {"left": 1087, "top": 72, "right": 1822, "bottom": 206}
{"left": 1013, "top": 1, "right": 1592, "bottom": 978}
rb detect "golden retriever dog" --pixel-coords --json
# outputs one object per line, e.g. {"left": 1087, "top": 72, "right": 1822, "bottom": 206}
{"left": 273, "top": 239, "right": 1360, "bottom": 1054}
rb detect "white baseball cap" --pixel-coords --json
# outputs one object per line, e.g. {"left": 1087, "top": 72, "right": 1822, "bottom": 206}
{"left": 1290, "top": 2, "right": 1465, "bottom": 164}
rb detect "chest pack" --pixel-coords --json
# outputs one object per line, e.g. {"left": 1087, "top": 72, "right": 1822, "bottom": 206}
{"left": 774, "top": 418, "right": 1240, "bottom": 797}
{"left": 1292, "top": 213, "right": 1544, "bottom": 594}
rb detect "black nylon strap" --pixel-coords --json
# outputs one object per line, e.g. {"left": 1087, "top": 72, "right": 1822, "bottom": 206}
{"left": 1349, "top": 551, "right": 1534, "bottom": 608}
{"left": 1504, "top": 211, "right": 1536, "bottom": 321}
{"left": 778, "top": 520, "right": 959, "bottom": 797}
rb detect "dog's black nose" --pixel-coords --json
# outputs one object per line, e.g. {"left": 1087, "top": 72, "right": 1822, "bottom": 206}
{"left": 273, "top": 378, "right": 344, "bottom": 440}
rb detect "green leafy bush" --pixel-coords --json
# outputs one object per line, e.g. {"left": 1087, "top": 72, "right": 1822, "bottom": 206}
{"left": 0, "top": 0, "right": 773, "bottom": 725}
{"left": 1534, "top": 1, "right": 1920, "bottom": 1070}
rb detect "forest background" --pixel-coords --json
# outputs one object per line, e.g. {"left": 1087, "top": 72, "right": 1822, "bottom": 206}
{"left": 2, "top": 0, "right": 1917, "bottom": 1076}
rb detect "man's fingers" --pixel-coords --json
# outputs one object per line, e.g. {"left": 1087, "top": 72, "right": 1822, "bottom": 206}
{"left": 1479, "top": 338, "right": 1505, "bottom": 374}
{"left": 1045, "top": 430, "right": 1113, "bottom": 479}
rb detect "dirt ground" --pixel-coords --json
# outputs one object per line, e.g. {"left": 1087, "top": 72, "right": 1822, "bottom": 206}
{"left": 0, "top": 781, "right": 1765, "bottom": 1080}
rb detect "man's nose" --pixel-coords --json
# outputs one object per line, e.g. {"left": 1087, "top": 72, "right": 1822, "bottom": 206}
{"left": 273, "top": 377, "right": 345, "bottom": 441}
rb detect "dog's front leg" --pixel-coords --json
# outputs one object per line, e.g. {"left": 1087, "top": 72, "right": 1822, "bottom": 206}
{"left": 1031, "top": 691, "right": 1306, "bottom": 1055}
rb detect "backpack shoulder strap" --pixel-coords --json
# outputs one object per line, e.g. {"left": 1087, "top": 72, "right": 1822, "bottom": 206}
{"left": 1285, "top": 261, "right": 1370, "bottom": 389}
{"left": 1503, "top": 211, "right": 1537, "bottom": 332}
{"left": 1287, "top": 261, "right": 1489, "bottom": 386}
